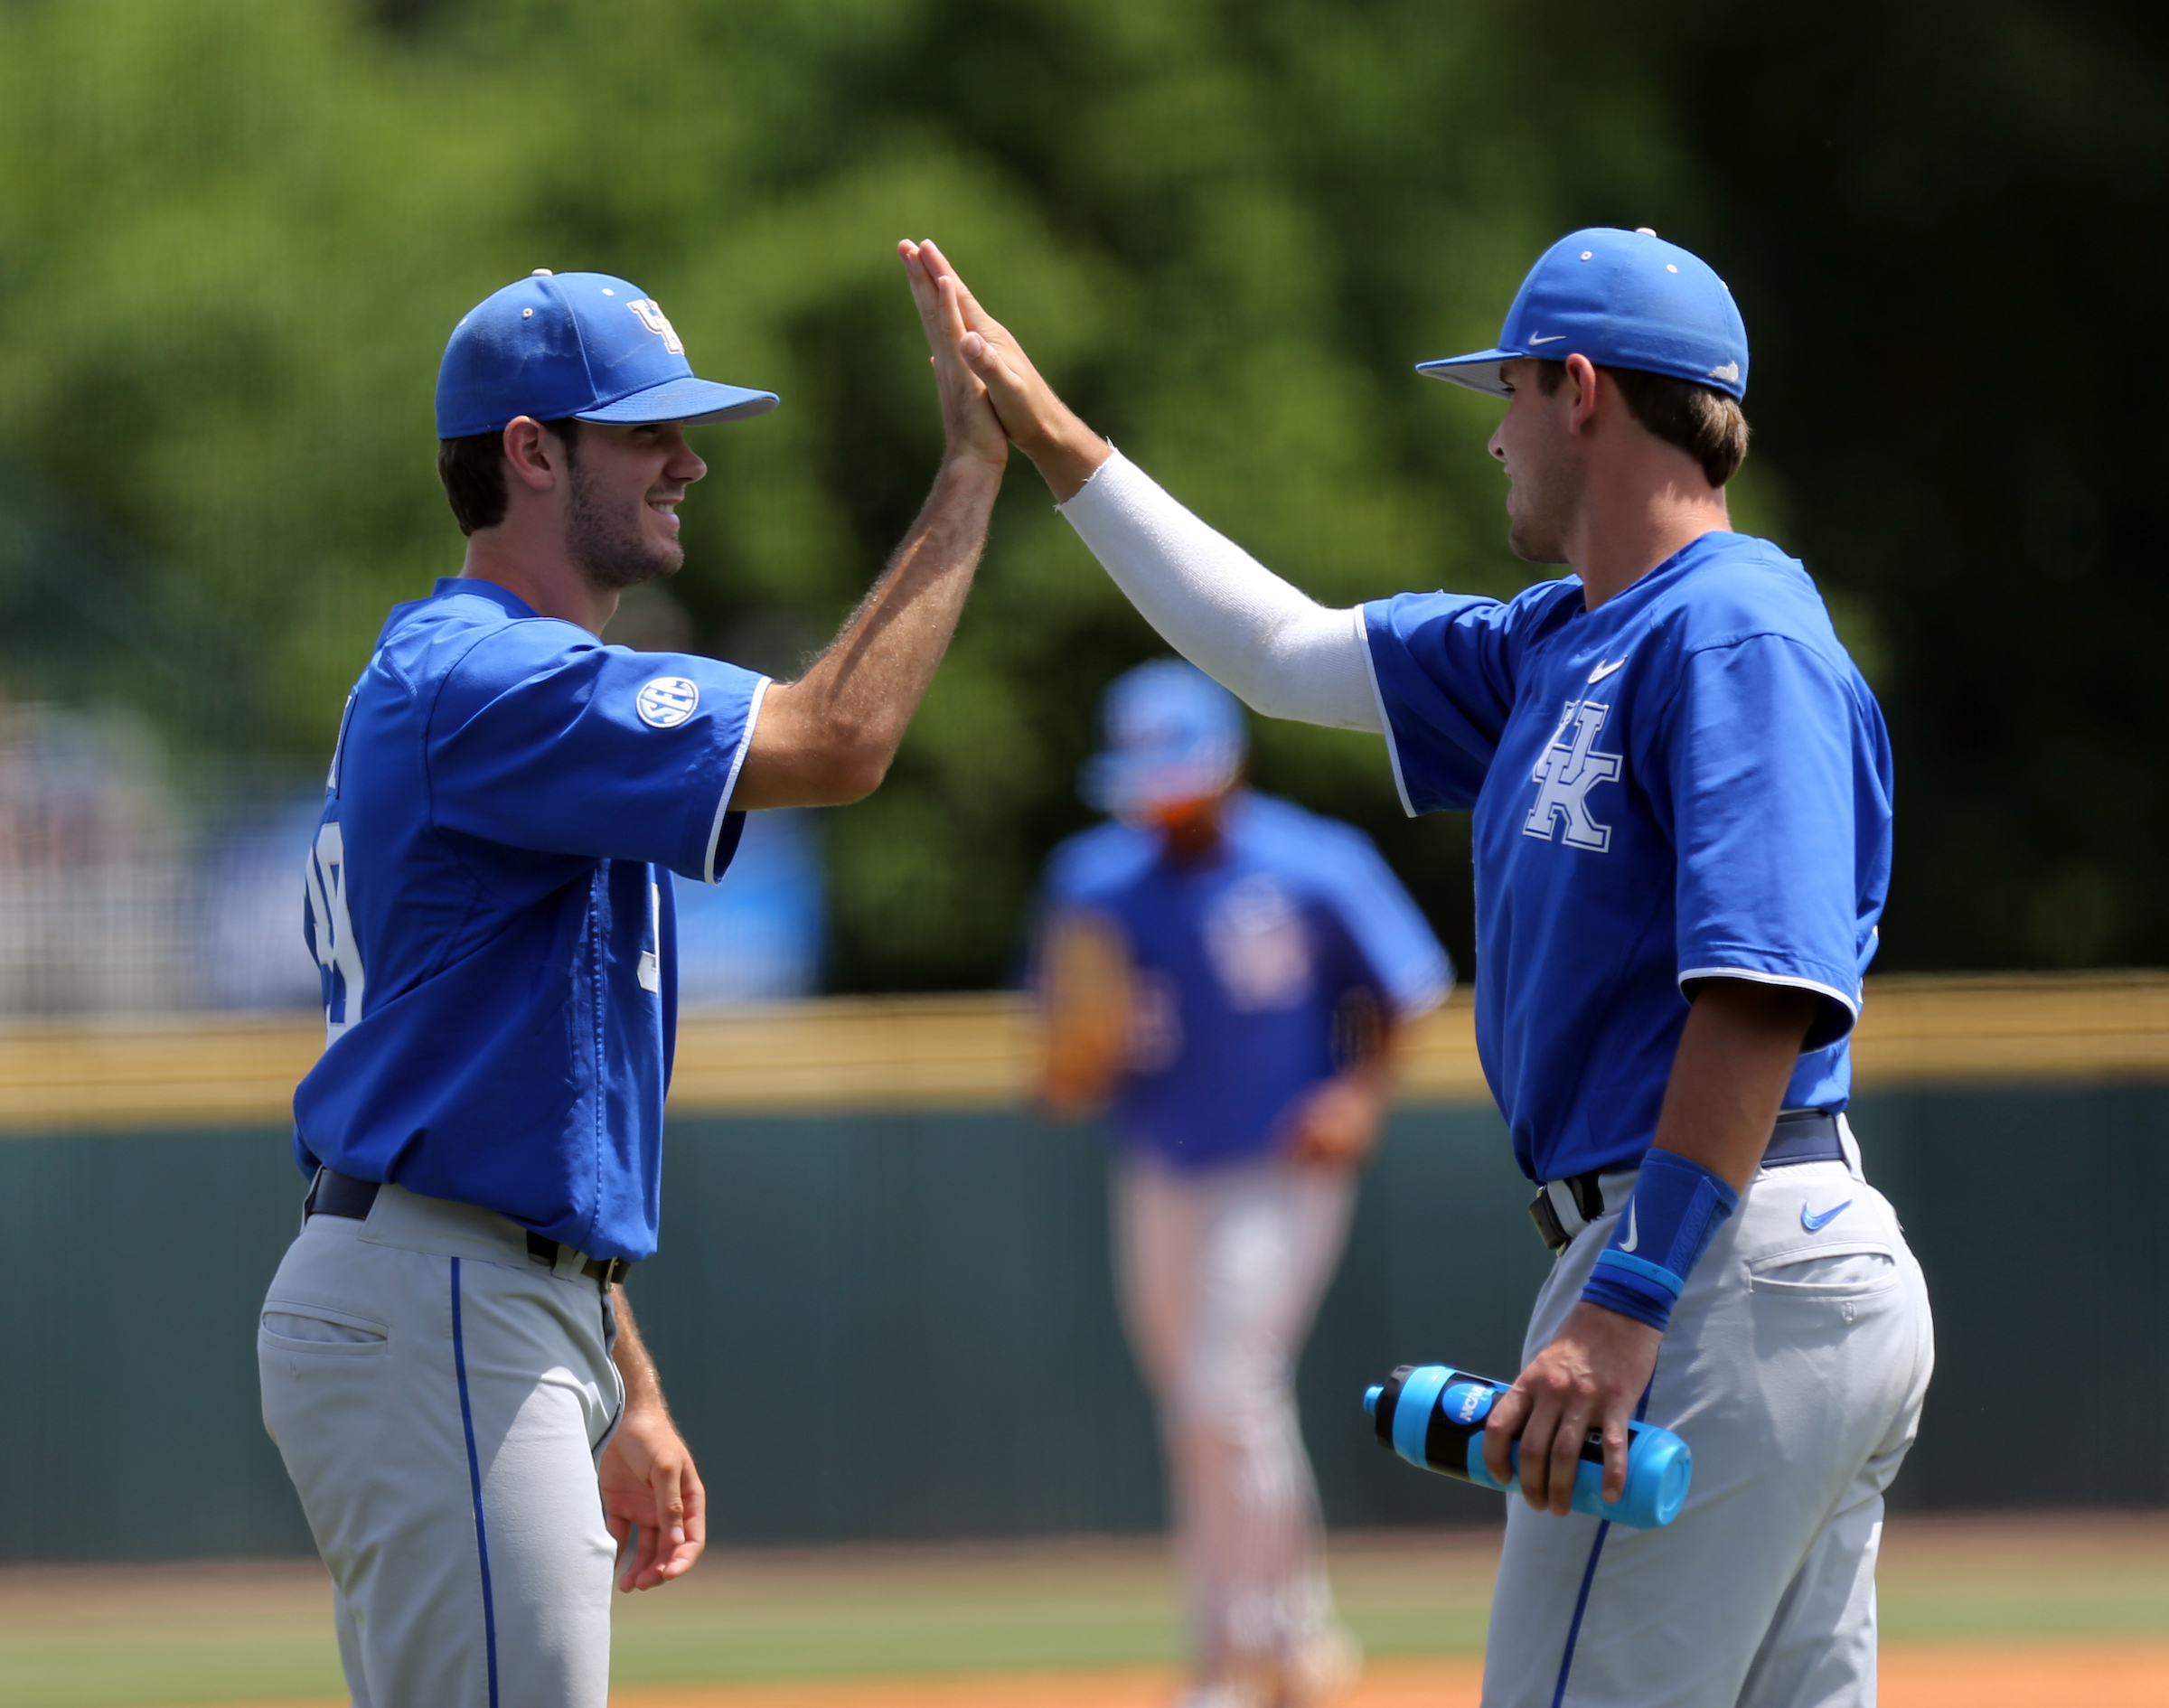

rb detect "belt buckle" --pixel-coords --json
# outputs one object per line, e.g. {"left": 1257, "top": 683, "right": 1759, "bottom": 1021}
{"left": 1528, "top": 1187, "right": 1571, "bottom": 1254}
{"left": 527, "top": 1230, "right": 631, "bottom": 1290}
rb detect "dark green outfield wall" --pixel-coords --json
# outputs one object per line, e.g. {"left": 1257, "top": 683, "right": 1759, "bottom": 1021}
{"left": 4, "top": 1084, "right": 2165, "bottom": 1562}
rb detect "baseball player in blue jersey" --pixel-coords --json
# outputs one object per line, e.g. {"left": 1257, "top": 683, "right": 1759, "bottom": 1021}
{"left": 258, "top": 244, "right": 1008, "bottom": 1708}
{"left": 1037, "top": 660, "right": 1450, "bottom": 1708}
{"left": 906, "top": 232, "right": 1935, "bottom": 1706}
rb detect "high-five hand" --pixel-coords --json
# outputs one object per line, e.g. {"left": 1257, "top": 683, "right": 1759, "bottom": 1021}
{"left": 729, "top": 245, "right": 1005, "bottom": 810}
{"left": 898, "top": 239, "right": 1009, "bottom": 474}
{"left": 906, "top": 240, "right": 1110, "bottom": 502}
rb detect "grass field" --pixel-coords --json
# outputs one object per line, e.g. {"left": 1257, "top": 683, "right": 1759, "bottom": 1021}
{"left": 5, "top": 1514, "right": 2165, "bottom": 1707}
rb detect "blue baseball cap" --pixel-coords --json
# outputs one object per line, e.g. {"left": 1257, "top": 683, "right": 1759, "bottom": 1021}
{"left": 1417, "top": 228, "right": 1748, "bottom": 400}
{"left": 1081, "top": 660, "right": 1247, "bottom": 818}
{"left": 435, "top": 269, "right": 779, "bottom": 439}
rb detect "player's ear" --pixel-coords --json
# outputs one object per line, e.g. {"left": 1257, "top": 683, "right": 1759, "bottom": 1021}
{"left": 1563, "top": 354, "right": 1601, "bottom": 436}
{"left": 502, "top": 416, "right": 562, "bottom": 493}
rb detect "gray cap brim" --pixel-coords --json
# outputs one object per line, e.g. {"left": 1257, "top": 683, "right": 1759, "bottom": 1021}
{"left": 576, "top": 374, "right": 779, "bottom": 427}
{"left": 1413, "top": 350, "right": 1519, "bottom": 398}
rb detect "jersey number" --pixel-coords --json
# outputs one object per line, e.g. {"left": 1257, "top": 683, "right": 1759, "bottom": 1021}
{"left": 304, "top": 821, "right": 367, "bottom": 1040}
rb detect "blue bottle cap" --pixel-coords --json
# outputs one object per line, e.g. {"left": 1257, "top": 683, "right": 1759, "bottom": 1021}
{"left": 1621, "top": 1429, "right": 1694, "bottom": 1528}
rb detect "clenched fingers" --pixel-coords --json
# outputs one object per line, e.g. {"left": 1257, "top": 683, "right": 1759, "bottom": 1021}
{"left": 623, "top": 1457, "right": 702, "bottom": 1591}
{"left": 1545, "top": 1394, "right": 1597, "bottom": 1516}
{"left": 636, "top": 1459, "right": 684, "bottom": 1588}
{"left": 1513, "top": 1381, "right": 1570, "bottom": 1511}
{"left": 1599, "top": 1397, "right": 1633, "bottom": 1505}
{"left": 1481, "top": 1382, "right": 1528, "bottom": 1488}
{"left": 1501, "top": 1357, "right": 1597, "bottom": 1514}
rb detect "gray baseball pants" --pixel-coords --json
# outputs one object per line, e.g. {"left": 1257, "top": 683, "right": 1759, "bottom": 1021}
{"left": 1480, "top": 1122, "right": 1935, "bottom": 1708}
{"left": 1114, "top": 1151, "right": 1357, "bottom": 1682}
{"left": 258, "top": 1183, "right": 624, "bottom": 1708}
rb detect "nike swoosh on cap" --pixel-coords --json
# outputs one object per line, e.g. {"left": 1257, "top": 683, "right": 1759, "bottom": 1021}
{"left": 1800, "top": 1199, "right": 1854, "bottom": 1233}
{"left": 1588, "top": 658, "right": 1628, "bottom": 684}
{"left": 1708, "top": 361, "right": 1741, "bottom": 382}
{"left": 1528, "top": 333, "right": 1566, "bottom": 345}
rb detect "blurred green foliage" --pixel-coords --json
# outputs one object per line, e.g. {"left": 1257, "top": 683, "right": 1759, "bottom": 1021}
{"left": 0, "top": 0, "right": 2161, "bottom": 988}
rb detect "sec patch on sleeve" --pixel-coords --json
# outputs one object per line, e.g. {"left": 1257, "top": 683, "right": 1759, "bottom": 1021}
{"left": 636, "top": 675, "right": 700, "bottom": 727}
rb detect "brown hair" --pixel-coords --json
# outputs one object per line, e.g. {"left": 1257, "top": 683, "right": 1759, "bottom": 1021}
{"left": 1534, "top": 361, "right": 1750, "bottom": 488}
{"left": 436, "top": 416, "right": 584, "bottom": 536}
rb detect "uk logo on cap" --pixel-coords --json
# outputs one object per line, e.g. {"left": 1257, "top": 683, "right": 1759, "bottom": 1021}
{"left": 1416, "top": 228, "right": 1749, "bottom": 401}
{"left": 436, "top": 270, "right": 779, "bottom": 439}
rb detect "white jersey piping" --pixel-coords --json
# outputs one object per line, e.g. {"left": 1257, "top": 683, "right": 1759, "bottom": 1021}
{"left": 1676, "top": 964, "right": 1861, "bottom": 1020}
{"left": 704, "top": 675, "right": 769, "bottom": 885}
{"left": 1357, "top": 606, "right": 1419, "bottom": 820}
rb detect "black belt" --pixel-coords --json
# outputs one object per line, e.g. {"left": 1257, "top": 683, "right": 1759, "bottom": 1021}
{"left": 304, "top": 1168, "right": 634, "bottom": 1288}
{"left": 1527, "top": 1110, "right": 1845, "bottom": 1255}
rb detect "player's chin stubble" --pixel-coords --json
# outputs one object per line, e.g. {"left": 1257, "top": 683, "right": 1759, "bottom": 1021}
{"left": 1503, "top": 460, "right": 1577, "bottom": 566}
{"left": 1506, "top": 494, "right": 1564, "bottom": 565}
{"left": 565, "top": 465, "right": 683, "bottom": 592}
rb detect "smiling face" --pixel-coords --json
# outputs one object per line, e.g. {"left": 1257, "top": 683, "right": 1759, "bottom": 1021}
{"left": 560, "top": 419, "right": 709, "bottom": 592}
{"left": 1488, "top": 358, "right": 1584, "bottom": 565}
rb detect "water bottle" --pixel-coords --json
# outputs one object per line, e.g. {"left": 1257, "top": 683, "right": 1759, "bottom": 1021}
{"left": 1363, "top": 1363, "right": 1691, "bottom": 1530}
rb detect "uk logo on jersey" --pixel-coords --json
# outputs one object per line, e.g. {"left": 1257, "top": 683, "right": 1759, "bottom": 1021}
{"left": 1525, "top": 698, "right": 1623, "bottom": 852}
{"left": 636, "top": 676, "right": 700, "bottom": 728}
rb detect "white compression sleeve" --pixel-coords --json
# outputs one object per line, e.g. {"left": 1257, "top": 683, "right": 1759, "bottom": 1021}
{"left": 1056, "top": 451, "right": 1383, "bottom": 733}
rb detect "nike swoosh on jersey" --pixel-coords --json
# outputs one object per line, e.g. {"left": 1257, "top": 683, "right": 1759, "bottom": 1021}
{"left": 1528, "top": 333, "right": 1566, "bottom": 345}
{"left": 1620, "top": 1202, "right": 1639, "bottom": 1251}
{"left": 1800, "top": 1199, "right": 1854, "bottom": 1233}
{"left": 1587, "top": 658, "right": 1628, "bottom": 684}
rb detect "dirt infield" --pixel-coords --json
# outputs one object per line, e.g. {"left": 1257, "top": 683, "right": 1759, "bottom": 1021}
{"left": 211, "top": 1644, "right": 2169, "bottom": 1708}
{"left": 621, "top": 1644, "right": 2169, "bottom": 1708}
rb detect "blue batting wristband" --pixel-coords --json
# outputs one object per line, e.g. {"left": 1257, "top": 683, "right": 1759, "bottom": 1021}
{"left": 1581, "top": 1149, "right": 1741, "bottom": 1331}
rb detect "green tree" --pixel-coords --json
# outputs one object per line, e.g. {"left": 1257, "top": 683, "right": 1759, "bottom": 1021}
{"left": 0, "top": 0, "right": 1698, "bottom": 989}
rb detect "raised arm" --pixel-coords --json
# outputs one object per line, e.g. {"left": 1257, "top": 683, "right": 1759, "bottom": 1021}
{"left": 909, "top": 242, "right": 1380, "bottom": 735}
{"left": 732, "top": 241, "right": 1008, "bottom": 809}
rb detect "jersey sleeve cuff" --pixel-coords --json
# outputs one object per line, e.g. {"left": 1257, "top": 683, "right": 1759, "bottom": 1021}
{"left": 703, "top": 676, "right": 769, "bottom": 885}
{"left": 1676, "top": 959, "right": 1861, "bottom": 1050}
{"left": 1359, "top": 604, "right": 1419, "bottom": 820}
{"left": 1051, "top": 442, "right": 1126, "bottom": 517}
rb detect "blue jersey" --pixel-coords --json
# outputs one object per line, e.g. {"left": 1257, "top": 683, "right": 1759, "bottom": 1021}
{"left": 1040, "top": 793, "right": 1451, "bottom": 1168}
{"left": 293, "top": 577, "right": 765, "bottom": 1262}
{"left": 1363, "top": 531, "right": 1892, "bottom": 1185}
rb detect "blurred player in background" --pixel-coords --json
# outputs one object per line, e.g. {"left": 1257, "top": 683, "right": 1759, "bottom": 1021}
{"left": 1036, "top": 659, "right": 1450, "bottom": 1708}
{"left": 922, "top": 226, "right": 1934, "bottom": 1708}
{"left": 258, "top": 242, "right": 1004, "bottom": 1708}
